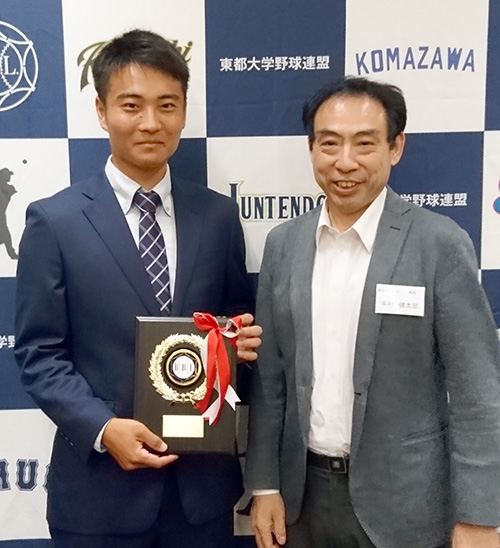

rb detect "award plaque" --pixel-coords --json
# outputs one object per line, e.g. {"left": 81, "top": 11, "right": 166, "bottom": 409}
{"left": 134, "top": 316, "right": 238, "bottom": 454}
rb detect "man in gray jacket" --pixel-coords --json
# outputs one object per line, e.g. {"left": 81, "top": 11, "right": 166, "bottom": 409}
{"left": 244, "top": 76, "right": 500, "bottom": 548}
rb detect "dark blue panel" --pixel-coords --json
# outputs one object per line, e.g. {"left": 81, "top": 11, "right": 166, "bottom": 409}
{"left": 485, "top": 0, "right": 500, "bottom": 130}
{"left": 68, "top": 138, "right": 207, "bottom": 187}
{"left": 233, "top": 538, "right": 256, "bottom": 547}
{"left": 0, "top": 535, "right": 253, "bottom": 546}
{"left": 0, "top": 0, "right": 67, "bottom": 138}
{"left": 206, "top": 0, "right": 346, "bottom": 137}
{"left": 0, "top": 541, "right": 52, "bottom": 548}
{"left": 389, "top": 132, "right": 483, "bottom": 260}
{"left": 0, "top": 540, "right": 253, "bottom": 548}
{"left": 68, "top": 138, "right": 110, "bottom": 183}
{"left": 481, "top": 270, "right": 500, "bottom": 328}
{"left": 0, "top": 277, "right": 38, "bottom": 409}
{"left": 169, "top": 138, "right": 207, "bottom": 187}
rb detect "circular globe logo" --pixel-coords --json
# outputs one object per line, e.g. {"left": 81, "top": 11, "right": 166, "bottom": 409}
{"left": 0, "top": 21, "right": 38, "bottom": 112}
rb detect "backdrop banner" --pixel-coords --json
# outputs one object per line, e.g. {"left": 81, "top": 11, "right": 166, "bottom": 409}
{"left": 2, "top": 0, "right": 500, "bottom": 545}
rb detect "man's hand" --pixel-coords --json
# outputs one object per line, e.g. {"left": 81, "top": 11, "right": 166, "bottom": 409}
{"left": 452, "top": 523, "right": 500, "bottom": 548}
{"left": 251, "top": 493, "right": 287, "bottom": 548}
{"left": 236, "top": 313, "right": 262, "bottom": 362}
{"left": 102, "top": 417, "right": 178, "bottom": 471}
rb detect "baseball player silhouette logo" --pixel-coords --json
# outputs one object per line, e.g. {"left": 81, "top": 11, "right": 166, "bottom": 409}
{"left": 0, "top": 167, "right": 18, "bottom": 260}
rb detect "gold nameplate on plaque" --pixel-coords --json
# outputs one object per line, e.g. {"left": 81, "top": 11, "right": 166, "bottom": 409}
{"left": 162, "top": 415, "right": 204, "bottom": 438}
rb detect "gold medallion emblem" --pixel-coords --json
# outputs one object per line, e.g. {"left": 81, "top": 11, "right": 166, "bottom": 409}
{"left": 149, "top": 334, "right": 206, "bottom": 404}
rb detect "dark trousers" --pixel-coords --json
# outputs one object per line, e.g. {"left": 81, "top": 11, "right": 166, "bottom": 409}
{"left": 50, "top": 470, "right": 233, "bottom": 548}
{"left": 286, "top": 461, "right": 449, "bottom": 548}
{"left": 285, "top": 462, "right": 375, "bottom": 548}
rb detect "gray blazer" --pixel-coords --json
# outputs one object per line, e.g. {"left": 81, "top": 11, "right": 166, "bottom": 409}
{"left": 244, "top": 187, "right": 500, "bottom": 548}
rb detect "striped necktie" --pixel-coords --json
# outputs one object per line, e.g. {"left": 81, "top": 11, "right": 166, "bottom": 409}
{"left": 133, "top": 188, "right": 171, "bottom": 314}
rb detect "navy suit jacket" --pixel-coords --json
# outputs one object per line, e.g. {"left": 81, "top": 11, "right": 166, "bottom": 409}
{"left": 14, "top": 171, "right": 254, "bottom": 535}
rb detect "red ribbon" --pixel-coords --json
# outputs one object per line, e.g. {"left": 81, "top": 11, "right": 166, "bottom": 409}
{"left": 193, "top": 312, "right": 241, "bottom": 424}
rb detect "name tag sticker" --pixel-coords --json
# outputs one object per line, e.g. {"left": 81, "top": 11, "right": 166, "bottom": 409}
{"left": 375, "top": 284, "right": 425, "bottom": 317}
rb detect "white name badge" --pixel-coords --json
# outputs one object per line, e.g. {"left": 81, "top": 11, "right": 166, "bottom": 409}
{"left": 375, "top": 284, "right": 425, "bottom": 317}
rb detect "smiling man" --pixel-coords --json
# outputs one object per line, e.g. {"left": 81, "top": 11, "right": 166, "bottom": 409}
{"left": 244, "top": 76, "right": 500, "bottom": 548}
{"left": 14, "top": 29, "right": 261, "bottom": 548}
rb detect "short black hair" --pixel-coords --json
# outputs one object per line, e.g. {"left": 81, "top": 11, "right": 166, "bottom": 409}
{"left": 302, "top": 76, "right": 407, "bottom": 147}
{"left": 92, "top": 29, "right": 189, "bottom": 102}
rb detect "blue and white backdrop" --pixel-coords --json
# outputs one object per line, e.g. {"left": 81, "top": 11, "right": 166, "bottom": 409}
{"left": 2, "top": 0, "right": 500, "bottom": 545}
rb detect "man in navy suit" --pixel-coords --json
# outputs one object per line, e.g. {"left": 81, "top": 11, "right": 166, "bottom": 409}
{"left": 14, "top": 29, "right": 261, "bottom": 548}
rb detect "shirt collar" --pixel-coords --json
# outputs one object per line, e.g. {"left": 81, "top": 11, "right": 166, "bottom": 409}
{"left": 105, "top": 156, "right": 173, "bottom": 216}
{"left": 316, "top": 186, "right": 387, "bottom": 253}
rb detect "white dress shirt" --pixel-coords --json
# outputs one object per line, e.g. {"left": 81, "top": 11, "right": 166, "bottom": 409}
{"left": 105, "top": 157, "right": 177, "bottom": 297}
{"left": 309, "top": 187, "right": 387, "bottom": 456}
{"left": 253, "top": 188, "right": 387, "bottom": 494}
{"left": 94, "top": 158, "right": 178, "bottom": 452}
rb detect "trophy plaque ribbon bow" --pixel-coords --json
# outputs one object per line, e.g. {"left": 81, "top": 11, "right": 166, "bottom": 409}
{"left": 193, "top": 312, "right": 241, "bottom": 425}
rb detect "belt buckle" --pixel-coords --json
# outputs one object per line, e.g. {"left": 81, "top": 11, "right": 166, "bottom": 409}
{"left": 329, "top": 456, "right": 348, "bottom": 474}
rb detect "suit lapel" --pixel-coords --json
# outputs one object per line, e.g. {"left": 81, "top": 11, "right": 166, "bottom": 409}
{"left": 291, "top": 208, "right": 320, "bottom": 442}
{"left": 170, "top": 177, "right": 204, "bottom": 316}
{"left": 80, "top": 173, "right": 160, "bottom": 316}
{"left": 350, "top": 187, "right": 414, "bottom": 458}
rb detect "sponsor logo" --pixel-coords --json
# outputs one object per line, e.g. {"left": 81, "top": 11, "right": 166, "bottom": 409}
{"left": 0, "top": 459, "right": 47, "bottom": 492}
{"left": 0, "top": 334, "right": 14, "bottom": 349}
{"left": 400, "top": 192, "right": 468, "bottom": 208}
{"left": 229, "top": 183, "right": 467, "bottom": 221}
{"left": 354, "top": 46, "right": 475, "bottom": 75}
{"left": 0, "top": 21, "right": 38, "bottom": 112}
{"left": 492, "top": 180, "right": 500, "bottom": 214}
{"left": 229, "top": 181, "right": 324, "bottom": 221}
{"left": 0, "top": 167, "right": 18, "bottom": 260}
{"left": 78, "top": 39, "right": 193, "bottom": 91}
{"left": 220, "top": 55, "right": 330, "bottom": 72}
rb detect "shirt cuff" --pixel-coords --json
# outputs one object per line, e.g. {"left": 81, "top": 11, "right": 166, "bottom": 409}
{"left": 252, "top": 489, "right": 280, "bottom": 496}
{"left": 93, "top": 420, "right": 111, "bottom": 453}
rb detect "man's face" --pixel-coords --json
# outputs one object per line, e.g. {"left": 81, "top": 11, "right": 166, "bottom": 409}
{"left": 96, "top": 64, "right": 186, "bottom": 188}
{"left": 309, "top": 94, "right": 405, "bottom": 231}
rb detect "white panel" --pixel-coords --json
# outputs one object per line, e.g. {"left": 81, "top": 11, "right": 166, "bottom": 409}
{"left": 481, "top": 131, "right": 500, "bottom": 269}
{"left": 0, "top": 139, "right": 70, "bottom": 278}
{"left": 0, "top": 409, "right": 56, "bottom": 541}
{"left": 207, "top": 136, "right": 321, "bottom": 273}
{"left": 62, "top": 0, "right": 206, "bottom": 138}
{"left": 345, "top": 0, "right": 489, "bottom": 133}
{"left": 162, "top": 415, "right": 204, "bottom": 438}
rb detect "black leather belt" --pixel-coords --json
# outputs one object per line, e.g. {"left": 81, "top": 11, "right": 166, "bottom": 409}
{"left": 307, "top": 450, "right": 349, "bottom": 474}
